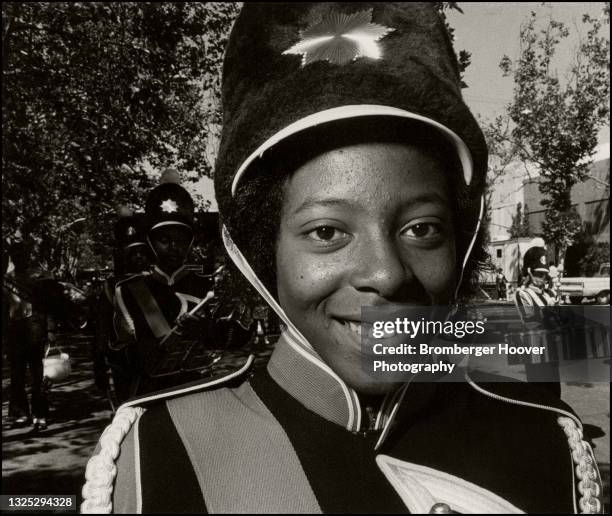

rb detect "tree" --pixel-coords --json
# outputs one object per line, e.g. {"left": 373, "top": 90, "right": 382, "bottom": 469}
{"left": 565, "top": 229, "right": 610, "bottom": 277}
{"left": 481, "top": 115, "right": 524, "bottom": 246}
{"left": 2, "top": 2, "right": 240, "bottom": 277}
{"left": 508, "top": 202, "right": 533, "bottom": 238}
{"left": 495, "top": 8, "right": 609, "bottom": 266}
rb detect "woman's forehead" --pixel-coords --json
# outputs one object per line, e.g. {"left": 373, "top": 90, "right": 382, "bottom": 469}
{"left": 282, "top": 141, "right": 451, "bottom": 212}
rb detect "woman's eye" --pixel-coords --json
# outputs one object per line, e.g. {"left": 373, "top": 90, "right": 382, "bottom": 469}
{"left": 307, "top": 226, "right": 347, "bottom": 243}
{"left": 402, "top": 222, "right": 442, "bottom": 239}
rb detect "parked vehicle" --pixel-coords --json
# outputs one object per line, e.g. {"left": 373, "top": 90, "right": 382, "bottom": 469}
{"left": 560, "top": 263, "right": 610, "bottom": 304}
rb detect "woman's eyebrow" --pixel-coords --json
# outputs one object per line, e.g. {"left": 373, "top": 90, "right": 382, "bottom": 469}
{"left": 292, "top": 193, "right": 449, "bottom": 215}
{"left": 292, "top": 197, "right": 352, "bottom": 215}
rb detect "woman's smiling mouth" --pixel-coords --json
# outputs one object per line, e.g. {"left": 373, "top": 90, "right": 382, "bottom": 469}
{"left": 332, "top": 318, "right": 397, "bottom": 339}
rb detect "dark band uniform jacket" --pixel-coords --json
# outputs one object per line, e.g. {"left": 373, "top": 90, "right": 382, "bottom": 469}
{"left": 82, "top": 3, "right": 603, "bottom": 514}
{"left": 113, "top": 263, "right": 214, "bottom": 395}
{"left": 83, "top": 340, "right": 601, "bottom": 514}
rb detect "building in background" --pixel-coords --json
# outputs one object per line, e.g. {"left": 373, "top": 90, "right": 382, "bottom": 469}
{"left": 524, "top": 143, "right": 610, "bottom": 244}
{"left": 487, "top": 236, "right": 545, "bottom": 286}
{"left": 486, "top": 142, "right": 610, "bottom": 283}
{"left": 488, "top": 160, "right": 538, "bottom": 242}
{"left": 490, "top": 143, "right": 609, "bottom": 242}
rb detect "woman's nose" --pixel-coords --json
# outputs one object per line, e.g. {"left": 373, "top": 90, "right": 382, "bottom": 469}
{"left": 349, "top": 233, "right": 411, "bottom": 299}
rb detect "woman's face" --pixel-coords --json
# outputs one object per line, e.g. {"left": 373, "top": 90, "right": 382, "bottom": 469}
{"left": 276, "top": 141, "right": 457, "bottom": 394}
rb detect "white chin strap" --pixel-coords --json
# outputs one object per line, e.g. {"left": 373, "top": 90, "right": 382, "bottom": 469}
{"left": 146, "top": 233, "right": 195, "bottom": 268}
{"left": 221, "top": 226, "right": 314, "bottom": 350}
{"left": 454, "top": 195, "right": 485, "bottom": 303}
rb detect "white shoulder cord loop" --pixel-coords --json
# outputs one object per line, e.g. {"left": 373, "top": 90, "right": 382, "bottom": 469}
{"left": 81, "top": 406, "right": 145, "bottom": 514}
{"left": 557, "top": 416, "right": 603, "bottom": 514}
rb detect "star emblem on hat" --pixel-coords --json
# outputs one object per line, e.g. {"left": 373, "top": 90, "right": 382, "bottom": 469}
{"left": 540, "top": 255, "right": 547, "bottom": 265}
{"left": 126, "top": 226, "right": 136, "bottom": 236}
{"left": 283, "top": 9, "right": 395, "bottom": 66}
{"left": 160, "top": 199, "right": 178, "bottom": 213}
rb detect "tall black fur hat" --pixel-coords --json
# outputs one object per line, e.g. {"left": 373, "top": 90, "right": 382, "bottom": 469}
{"left": 145, "top": 173, "right": 195, "bottom": 232}
{"left": 114, "top": 213, "right": 148, "bottom": 250}
{"left": 215, "top": 2, "right": 487, "bottom": 221}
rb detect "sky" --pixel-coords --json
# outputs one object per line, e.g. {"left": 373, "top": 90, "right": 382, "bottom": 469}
{"left": 448, "top": 2, "right": 610, "bottom": 141}
{"left": 195, "top": 2, "right": 610, "bottom": 209}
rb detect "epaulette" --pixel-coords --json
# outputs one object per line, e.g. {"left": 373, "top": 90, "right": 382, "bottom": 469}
{"left": 466, "top": 373, "right": 603, "bottom": 514}
{"left": 114, "top": 271, "right": 149, "bottom": 291}
{"left": 81, "top": 355, "right": 254, "bottom": 514}
{"left": 113, "top": 273, "right": 149, "bottom": 337}
{"left": 122, "top": 354, "right": 254, "bottom": 409}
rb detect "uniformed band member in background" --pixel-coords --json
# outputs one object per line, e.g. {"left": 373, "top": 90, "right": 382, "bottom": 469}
{"left": 514, "top": 246, "right": 562, "bottom": 397}
{"left": 515, "top": 246, "right": 557, "bottom": 318}
{"left": 112, "top": 171, "right": 217, "bottom": 396}
{"left": 84, "top": 4, "right": 602, "bottom": 514}
{"left": 93, "top": 211, "right": 152, "bottom": 405}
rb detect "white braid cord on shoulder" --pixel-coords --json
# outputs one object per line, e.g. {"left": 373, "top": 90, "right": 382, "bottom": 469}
{"left": 557, "top": 416, "right": 603, "bottom": 514}
{"left": 81, "top": 406, "right": 145, "bottom": 514}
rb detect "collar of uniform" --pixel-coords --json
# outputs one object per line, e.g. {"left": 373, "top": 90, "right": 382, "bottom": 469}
{"left": 151, "top": 265, "right": 188, "bottom": 286}
{"left": 267, "top": 331, "right": 406, "bottom": 435}
{"left": 526, "top": 284, "right": 543, "bottom": 295}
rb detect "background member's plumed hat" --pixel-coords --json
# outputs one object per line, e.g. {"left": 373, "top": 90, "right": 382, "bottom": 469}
{"left": 523, "top": 247, "right": 549, "bottom": 274}
{"left": 114, "top": 212, "right": 148, "bottom": 250}
{"left": 145, "top": 169, "right": 195, "bottom": 232}
{"left": 215, "top": 2, "right": 488, "bottom": 219}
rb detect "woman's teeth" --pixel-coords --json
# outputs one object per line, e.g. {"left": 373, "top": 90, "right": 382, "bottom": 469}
{"left": 346, "top": 321, "right": 365, "bottom": 337}
{"left": 342, "top": 321, "right": 396, "bottom": 339}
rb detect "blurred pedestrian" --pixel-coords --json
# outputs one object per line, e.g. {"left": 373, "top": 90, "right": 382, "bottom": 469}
{"left": 495, "top": 267, "right": 507, "bottom": 300}
{"left": 2, "top": 245, "right": 11, "bottom": 361}
{"left": 4, "top": 240, "right": 49, "bottom": 430}
{"left": 548, "top": 261, "right": 562, "bottom": 303}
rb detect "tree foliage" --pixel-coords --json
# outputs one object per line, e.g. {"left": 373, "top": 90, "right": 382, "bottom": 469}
{"left": 481, "top": 115, "right": 525, "bottom": 245}
{"left": 2, "top": 2, "right": 240, "bottom": 277}
{"left": 494, "top": 8, "right": 609, "bottom": 263}
{"left": 508, "top": 202, "right": 533, "bottom": 238}
{"left": 565, "top": 230, "right": 610, "bottom": 277}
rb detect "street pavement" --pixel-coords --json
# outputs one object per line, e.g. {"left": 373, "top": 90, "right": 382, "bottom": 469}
{"left": 2, "top": 327, "right": 609, "bottom": 511}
